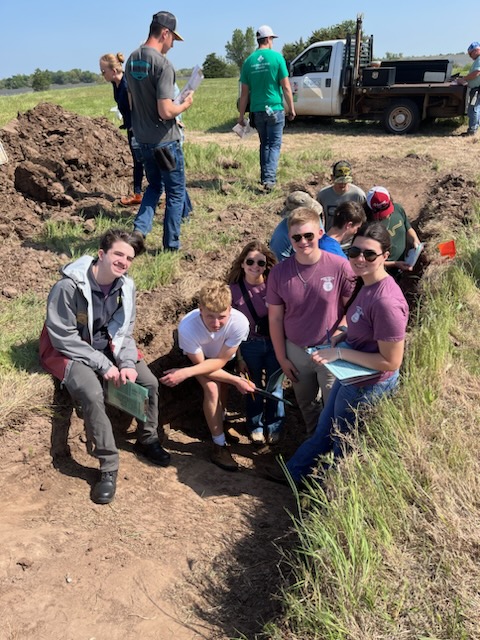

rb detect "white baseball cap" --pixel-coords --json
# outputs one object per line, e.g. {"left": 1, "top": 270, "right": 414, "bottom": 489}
{"left": 256, "top": 25, "right": 278, "bottom": 39}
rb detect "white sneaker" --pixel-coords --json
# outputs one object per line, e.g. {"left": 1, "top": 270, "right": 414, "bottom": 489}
{"left": 250, "top": 428, "right": 265, "bottom": 444}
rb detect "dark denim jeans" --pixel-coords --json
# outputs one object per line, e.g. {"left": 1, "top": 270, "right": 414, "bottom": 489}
{"left": 286, "top": 371, "right": 400, "bottom": 483}
{"left": 253, "top": 110, "right": 285, "bottom": 185}
{"left": 127, "top": 129, "right": 144, "bottom": 194}
{"left": 132, "top": 139, "right": 186, "bottom": 250}
{"left": 240, "top": 337, "right": 285, "bottom": 435}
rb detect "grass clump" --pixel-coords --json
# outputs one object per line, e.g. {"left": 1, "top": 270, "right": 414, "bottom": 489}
{"left": 0, "top": 293, "right": 52, "bottom": 431}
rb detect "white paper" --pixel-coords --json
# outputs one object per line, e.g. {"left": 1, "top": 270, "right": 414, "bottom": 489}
{"left": 0, "top": 141, "right": 8, "bottom": 165}
{"left": 174, "top": 65, "right": 204, "bottom": 104}
{"left": 405, "top": 243, "right": 424, "bottom": 267}
{"left": 232, "top": 121, "right": 253, "bottom": 138}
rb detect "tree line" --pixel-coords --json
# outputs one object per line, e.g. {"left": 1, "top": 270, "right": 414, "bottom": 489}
{"left": 203, "top": 21, "right": 358, "bottom": 78}
{"left": 0, "top": 69, "right": 101, "bottom": 92}
{"left": 202, "top": 21, "right": 469, "bottom": 78}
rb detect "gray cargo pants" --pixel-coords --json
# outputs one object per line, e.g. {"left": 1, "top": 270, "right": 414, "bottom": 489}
{"left": 64, "top": 359, "right": 159, "bottom": 471}
{"left": 286, "top": 339, "right": 335, "bottom": 434}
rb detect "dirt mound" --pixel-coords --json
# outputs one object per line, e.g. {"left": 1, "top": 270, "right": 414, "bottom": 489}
{"left": 0, "top": 102, "right": 132, "bottom": 240}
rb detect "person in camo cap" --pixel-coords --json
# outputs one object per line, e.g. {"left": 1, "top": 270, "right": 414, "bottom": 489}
{"left": 317, "top": 160, "right": 366, "bottom": 232}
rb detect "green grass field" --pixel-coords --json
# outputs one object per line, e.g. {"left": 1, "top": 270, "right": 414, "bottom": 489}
{"left": 0, "top": 77, "right": 240, "bottom": 130}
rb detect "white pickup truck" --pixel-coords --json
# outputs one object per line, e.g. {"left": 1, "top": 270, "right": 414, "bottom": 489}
{"left": 287, "top": 16, "right": 467, "bottom": 134}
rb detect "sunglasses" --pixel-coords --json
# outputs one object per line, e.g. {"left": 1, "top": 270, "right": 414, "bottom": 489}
{"left": 245, "top": 258, "right": 266, "bottom": 267}
{"left": 291, "top": 232, "right": 315, "bottom": 243}
{"left": 347, "top": 247, "right": 384, "bottom": 262}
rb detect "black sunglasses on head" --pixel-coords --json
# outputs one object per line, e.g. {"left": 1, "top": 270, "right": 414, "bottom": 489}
{"left": 245, "top": 258, "right": 266, "bottom": 267}
{"left": 347, "top": 247, "right": 384, "bottom": 262}
{"left": 291, "top": 232, "right": 315, "bottom": 243}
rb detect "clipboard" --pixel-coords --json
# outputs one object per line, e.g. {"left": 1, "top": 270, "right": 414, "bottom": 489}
{"left": 254, "top": 387, "right": 294, "bottom": 407}
{"left": 105, "top": 380, "right": 149, "bottom": 422}
{"left": 405, "top": 242, "right": 424, "bottom": 267}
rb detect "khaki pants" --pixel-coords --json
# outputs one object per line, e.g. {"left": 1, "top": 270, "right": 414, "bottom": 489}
{"left": 286, "top": 339, "right": 335, "bottom": 433}
{"left": 64, "top": 359, "right": 159, "bottom": 471}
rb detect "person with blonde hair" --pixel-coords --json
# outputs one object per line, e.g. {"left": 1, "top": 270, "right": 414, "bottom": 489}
{"left": 227, "top": 241, "right": 285, "bottom": 444}
{"left": 160, "top": 282, "right": 253, "bottom": 471}
{"left": 99, "top": 52, "right": 144, "bottom": 206}
{"left": 267, "top": 207, "right": 355, "bottom": 433}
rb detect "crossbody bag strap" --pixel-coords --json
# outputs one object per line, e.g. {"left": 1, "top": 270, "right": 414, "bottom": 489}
{"left": 238, "top": 278, "right": 261, "bottom": 324}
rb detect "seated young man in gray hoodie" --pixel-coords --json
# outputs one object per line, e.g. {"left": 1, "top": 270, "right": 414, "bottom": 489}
{"left": 40, "top": 229, "right": 169, "bottom": 505}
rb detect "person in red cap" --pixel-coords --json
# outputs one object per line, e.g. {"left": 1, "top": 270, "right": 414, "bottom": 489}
{"left": 366, "top": 186, "right": 420, "bottom": 273}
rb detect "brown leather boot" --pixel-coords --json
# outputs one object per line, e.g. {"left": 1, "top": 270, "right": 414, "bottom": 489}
{"left": 211, "top": 443, "right": 238, "bottom": 472}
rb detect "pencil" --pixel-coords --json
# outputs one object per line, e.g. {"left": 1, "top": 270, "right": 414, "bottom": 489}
{"left": 245, "top": 372, "right": 255, "bottom": 400}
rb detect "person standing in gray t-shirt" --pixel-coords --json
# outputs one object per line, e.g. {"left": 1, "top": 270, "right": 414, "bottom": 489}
{"left": 125, "top": 11, "right": 194, "bottom": 250}
{"left": 317, "top": 160, "right": 366, "bottom": 232}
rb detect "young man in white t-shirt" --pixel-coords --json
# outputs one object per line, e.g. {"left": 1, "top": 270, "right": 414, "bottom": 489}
{"left": 160, "top": 282, "right": 252, "bottom": 471}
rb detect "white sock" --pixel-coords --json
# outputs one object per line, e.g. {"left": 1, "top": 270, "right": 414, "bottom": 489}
{"left": 213, "top": 433, "right": 226, "bottom": 446}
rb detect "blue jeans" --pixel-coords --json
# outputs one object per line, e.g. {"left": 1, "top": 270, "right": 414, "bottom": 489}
{"left": 286, "top": 371, "right": 400, "bottom": 483}
{"left": 467, "top": 88, "right": 480, "bottom": 133}
{"left": 132, "top": 139, "right": 186, "bottom": 250}
{"left": 240, "top": 337, "right": 285, "bottom": 434}
{"left": 253, "top": 110, "right": 285, "bottom": 185}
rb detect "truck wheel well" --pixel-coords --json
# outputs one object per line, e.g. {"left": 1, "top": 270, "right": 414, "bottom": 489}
{"left": 382, "top": 99, "right": 421, "bottom": 134}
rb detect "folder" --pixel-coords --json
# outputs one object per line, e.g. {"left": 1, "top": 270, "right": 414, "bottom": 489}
{"left": 105, "top": 380, "right": 149, "bottom": 422}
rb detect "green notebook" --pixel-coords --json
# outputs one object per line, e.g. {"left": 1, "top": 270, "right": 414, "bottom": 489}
{"left": 105, "top": 380, "right": 149, "bottom": 422}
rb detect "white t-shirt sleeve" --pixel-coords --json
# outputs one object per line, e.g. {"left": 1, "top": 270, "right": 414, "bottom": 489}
{"left": 224, "top": 310, "right": 250, "bottom": 348}
{"left": 178, "top": 312, "right": 203, "bottom": 355}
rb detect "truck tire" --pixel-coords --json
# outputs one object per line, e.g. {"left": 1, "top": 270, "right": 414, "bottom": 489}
{"left": 382, "top": 100, "right": 420, "bottom": 134}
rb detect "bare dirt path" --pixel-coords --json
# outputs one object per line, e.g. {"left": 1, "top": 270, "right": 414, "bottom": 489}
{"left": 0, "top": 105, "right": 478, "bottom": 640}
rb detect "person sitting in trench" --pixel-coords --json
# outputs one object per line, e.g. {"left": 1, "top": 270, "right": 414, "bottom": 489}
{"left": 159, "top": 282, "right": 253, "bottom": 472}
{"left": 39, "top": 229, "right": 170, "bottom": 506}
{"left": 365, "top": 186, "right": 421, "bottom": 274}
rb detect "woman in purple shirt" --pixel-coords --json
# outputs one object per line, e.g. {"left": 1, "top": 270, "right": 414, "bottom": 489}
{"left": 283, "top": 222, "right": 409, "bottom": 484}
{"left": 227, "top": 241, "right": 285, "bottom": 445}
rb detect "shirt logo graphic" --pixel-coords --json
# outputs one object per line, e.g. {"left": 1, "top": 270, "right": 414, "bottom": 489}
{"left": 321, "top": 276, "right": 334, "bottom": 292}
{"left": 351, "top": 306, "right": 363, "bottom": 323}
{"left": 129, "top": 59, "right": 151, "bottom": 80}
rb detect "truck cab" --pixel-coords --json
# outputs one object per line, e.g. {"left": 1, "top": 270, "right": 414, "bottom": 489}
{"left": 288, "top": 41, "right": 345, "bottom": 116}
{"left": 286, "top": 16, "right": 467, "bottom": 134}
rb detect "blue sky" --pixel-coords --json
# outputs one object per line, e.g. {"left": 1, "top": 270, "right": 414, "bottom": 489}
{"left": 1, "top": 0, "right": 474, "bottom": 78}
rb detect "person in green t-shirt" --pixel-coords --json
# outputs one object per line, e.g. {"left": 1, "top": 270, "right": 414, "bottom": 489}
{"left": 366, "top": 186, "right": 421, "bottom": 274}
{"left": 238, "top": 25, "right": 295, "bottom": 191}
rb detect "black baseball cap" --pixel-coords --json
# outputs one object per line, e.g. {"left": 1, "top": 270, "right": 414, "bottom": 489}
{"left": 151, "top": 11, "right": 183, "bottom": 41}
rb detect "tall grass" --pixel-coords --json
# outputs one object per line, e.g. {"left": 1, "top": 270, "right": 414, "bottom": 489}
{"left": 266, "top": 244, "right": 480, "bottom": 639}
{"left": 0, "top": 293, "right": 52, "bottom": 430}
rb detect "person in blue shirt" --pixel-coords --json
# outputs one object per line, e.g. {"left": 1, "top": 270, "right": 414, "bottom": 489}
{"left": 458, "top": 42, "right": 480, "bottom": 136}
{"left": 99, "top": 53, "right": 144, "bottom": 206}
{"left": 318, "top": 201, "right": 366, "bottom": 258}
{"left": 270, "top": 199, "right": 365, "bottom": 261}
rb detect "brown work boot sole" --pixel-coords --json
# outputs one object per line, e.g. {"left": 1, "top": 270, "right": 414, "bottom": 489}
{"left": 211, "top": 444, "right": 239, "bottom": 472}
